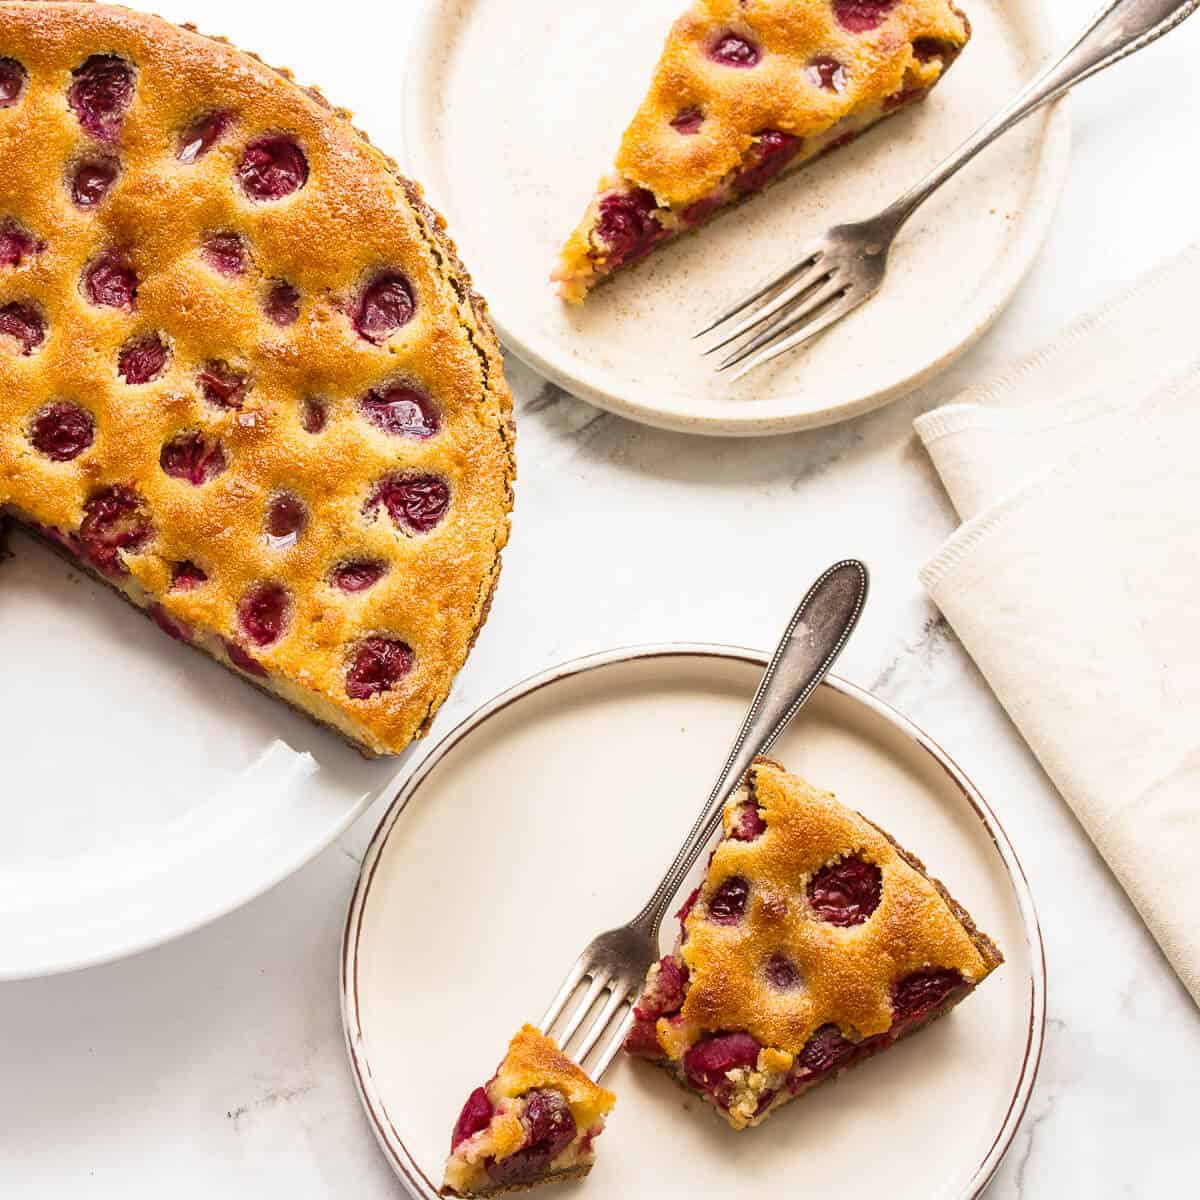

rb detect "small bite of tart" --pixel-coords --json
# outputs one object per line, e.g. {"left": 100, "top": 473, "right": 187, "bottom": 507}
{"left": 443, "top": 1026, "right": 615, "bottom": 1196}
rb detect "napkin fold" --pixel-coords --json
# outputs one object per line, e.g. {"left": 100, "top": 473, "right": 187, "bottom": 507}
{"left": 916, "top": 246, "right": 1200, "bottom": 1006}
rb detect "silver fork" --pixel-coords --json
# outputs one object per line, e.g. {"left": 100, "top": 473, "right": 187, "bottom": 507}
{"left": 699, "top": 0, "right": 1200, "bottom": 376}
{"left": 540, "top": 560, "right": 869, "bottom": 1079}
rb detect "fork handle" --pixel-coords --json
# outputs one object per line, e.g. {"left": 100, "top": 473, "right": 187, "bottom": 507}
{"left": 879, "top": 0, "right": 1200, "bottom": 232}
{"left": 629, "top": 560, "right": 868, "bottom": 938}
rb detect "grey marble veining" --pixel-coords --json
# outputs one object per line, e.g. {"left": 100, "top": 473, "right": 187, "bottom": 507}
{"left": 3, "top": 0, "right": 1200, "bottom": 1193}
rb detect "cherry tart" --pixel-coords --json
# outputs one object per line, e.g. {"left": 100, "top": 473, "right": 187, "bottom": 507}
{"left": 443, "top": 1026, "right": 616, "bottom": 1197}
{"left": 625, "top": 758, "right": 1002, "bottom": 1130}
{"left": 554, "top": 0, "right": 970, "bottom": 302}
{"left": 0, "top": 2, "right": 514, "bottom": 757}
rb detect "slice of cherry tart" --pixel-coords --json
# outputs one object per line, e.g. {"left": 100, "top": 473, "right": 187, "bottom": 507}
{"left": 443, "top": 1026, "right": 616, "bottom": 1197}
{"left": 625, "top": 757, "right": 1002, "bottom": 1130}
{"left": 554, "top": 0, "right": 971, "bottom": 302}
{"left": 0, "top": 3, "right": 514, "bottom": 757}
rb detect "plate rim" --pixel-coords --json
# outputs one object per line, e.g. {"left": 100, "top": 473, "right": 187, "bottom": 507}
{"left": 341, "top": 643, "right": 1046, "bottom": 1197}
{"left": 0, "top": 530, "right": 408, "bottom": 982}
{"left": 0, "top": 766, "right": 398, "bottom": 983}
{"left": 401, "top": 0, "right": 1072, "bottom": 437}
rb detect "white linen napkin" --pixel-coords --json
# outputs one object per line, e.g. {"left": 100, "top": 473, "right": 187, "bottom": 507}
{"left": 915, "top": 245, "right": 1200, "bottom": 1006}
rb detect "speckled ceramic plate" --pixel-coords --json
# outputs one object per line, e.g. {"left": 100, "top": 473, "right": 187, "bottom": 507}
{"left": 342, "top": 646, "right": 1045, "bottom": 1198}
{"left": 402, "top": 0, "right": 1070, "bottom": 437}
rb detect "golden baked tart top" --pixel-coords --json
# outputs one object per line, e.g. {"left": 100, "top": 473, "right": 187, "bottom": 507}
{"left": 625, "top": 758, "right": 1001, "bottom": 1129}
{"left": 555, "top": 0, "right": 970, "bottom": 301}
{"left": 0, "top": 2, "right": 514, "bottom": 757}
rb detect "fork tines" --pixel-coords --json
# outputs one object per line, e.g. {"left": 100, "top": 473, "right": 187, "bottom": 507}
{"left": 540, "top": 957, "right": 638, "bottom": 1082}
{"left": 695, "top": 235, "right": 866, "bottom": 377}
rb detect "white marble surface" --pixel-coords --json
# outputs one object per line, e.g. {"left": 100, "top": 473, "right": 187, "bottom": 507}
{"left": 3, "top": 0, "right": 1200, "bottom": 1195}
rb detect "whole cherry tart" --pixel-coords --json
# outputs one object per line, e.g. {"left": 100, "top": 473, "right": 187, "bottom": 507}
{"left": 554, "top": 0, "right": 971, "bottom": 301}
{"left": 442, "top": 1026, "right": 616, "bottom": 1197}
{"left": 0, "top": 3, "right": 514, "bottom": 757}
{"left": 624, "top": 757, "right": 1003, "bottom": 1129}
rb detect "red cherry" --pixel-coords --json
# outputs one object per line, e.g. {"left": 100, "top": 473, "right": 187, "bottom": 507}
{"left": 485, "top": 1090, "right": 576, "bottom": 1187}
{"left": 68, "top": 55, "right": 135, "bottom": 143}
{"left": 670, "top": 106, "right": 705, "bottom": 134}
{"left": 365, "top": 472, "right": 450, "bottom": 535}
{"left": 710, "top": 33, "right": 761, "bottom": 66}
{"left": 0, "top": 57, "right": 27, "bottom": 107}
{"left": 891, "top": 968, "right": 964, "bottom": 1024}
{"left": 83, "top": 250, "right": 137, "bottom": 310}
{"left": 346, "top": 637, "right": 414, "bottom": 699}
{"left": 683, "top": 1032, "right": 760, "bottom": 1101}
{"left": 594, "top": 189, "right": 662, "bottom": 268}
{"left": 635, "top": 955, "right": 689, "bottom": 1020}
{"left": 265, "top": 493, "right": 306, "bottom": 547}
{"left": 0, "top": 302, "right": 46, "bottom": 355}
{"left": 202, "top": 232, "right": 246, "bottom": 277}
{"left": 797, "top": 1024, "right": 856, "bottom": 1075}
{"left": 0, "top": 221, "right": 40, "bottom": 267}
{"left": 264, "top": 281, "right": 300, "bottom": 327}
{"left": 765, "top": 953, "right": 802, "bottom": 990}
{"left": 237, "top": 135, "right": 308, "bottom": 200}
{"left": 160, "top": 432, "right": 227, "bottom": 485}
{"left": 624, "top": 1015, "right": 665, "bottom": 1059}
{"left": 300, "top": 396, "right": 327, "bottom": 433}
{"left": 451, "top": 1087, "right": 494, "bottom": 1151}
{"left": 30, "top": 402, "right": 94, "bottom": 461}
{"left": 833, "top": 0, "right": 898, "bottom": 33}
{"left": 707, "top": 875, "right": 749, "bottom": 924}
{"left": 150, "top": 603, "right": 192, "bottom": 643}
{"left": 354, "top": 271, "right": 416, "bottom": 343}
{"left": 359, "top": 384, "right": 439, "bottom": 438}
{"left": 177, "top": 110, "right": 234, "bottom": 163}
{"left": 78, "top": 485, "right": 152, "bottom": 577}
{"left": 222, "top": 637, "right": 268, "bottom": 678}
{"left": 330, "top": 560, "right": 387, "bottom": 593}
{"left": 807, "top": 855, "right": 882, "bottom": 926}
{"left": 118, "top": 333, "right": 169, "bottom": 384}
{"left": 807, "top": 56, "right": 848, "bottom": 92}
{"left": 729, "top": 801, "right": 766, "bottom": 841}
{"left": 171, "top": 560, "right": 208, "bottom": 590}
{"left": 676, "top": 885, "right": 701, "bottom": 926}
{"left": 71, "top": 157, "right": 119, "bottom": 207}
{"left": 238, "top": 582, "right": 290, "bottom": 647}
{"left": 734, "top": 130, "right": 803, "bottom": 194}
{"left": 197, "top": 361, "right": 248, "bottom": 409}
{"left": 680, "top": 195, "right": 726, "bottom": 227}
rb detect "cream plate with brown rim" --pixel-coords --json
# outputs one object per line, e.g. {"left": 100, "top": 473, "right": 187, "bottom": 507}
{"left": 342, "top": 646, "right": 1045, "bottom": 1198}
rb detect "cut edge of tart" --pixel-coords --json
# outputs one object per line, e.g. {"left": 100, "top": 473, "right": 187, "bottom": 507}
{"left": 624, "top": 757, "right": 1002, "bottom": 1130}
{"left": 0, "top": 2, "right": 515, "bottom": 758}
{"left": 442, "top": 1025, "right": 616, "bottom": 1197}
{"left": 553, "top": 0, "right": 971, "bottom": 303}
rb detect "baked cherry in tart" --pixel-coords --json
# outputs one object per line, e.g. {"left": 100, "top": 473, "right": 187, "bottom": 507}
{"left": 0, "top": 56, "right": 27, "bottom": 107}
{"left": 442, "top": 1026, "right": 615, "bottom": 1197}
{"left": 0, "top": 301, "right": 45, "bottom": 355}
{"left": 554, "top": 0, "right": 970, "bottom": 301}
{"left": 0, "top": 2, "right": 514, "bottom": 757}
{"left": 624, "top": 758, "right": 1002, "bottom": 1129}
{"left": 71, "top": 156, "right": 119, "bottom": 207}
{"left": 177, "top": 110, "right": 234, "bottom": 163}
{"left": 0, "top": 219, "right": 40, "bottom": 265}
{"left": 29, "top": 402, "right": 95, "bottom": 463}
